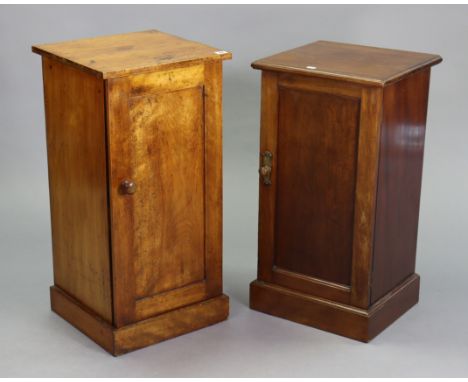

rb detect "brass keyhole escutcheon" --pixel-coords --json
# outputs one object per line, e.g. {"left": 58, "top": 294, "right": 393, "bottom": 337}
{"left": 120, "top": 179, "right": 136, "bottom": 195}
{"left": 259, "top": 151, "right": 273, "bottom": 186}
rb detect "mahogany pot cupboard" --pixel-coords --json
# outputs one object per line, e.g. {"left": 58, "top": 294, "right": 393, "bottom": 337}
{"left": 33, "top": 30, "right": 231, "bottom": 355}
{"left": 250, "top": 41, "right": 442, "bottom": 341}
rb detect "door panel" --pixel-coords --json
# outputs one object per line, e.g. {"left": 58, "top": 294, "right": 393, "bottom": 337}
{"left": 128, "top": 87, "right": 205, "bottom": 299}
{"left": 275, "top": 87, "right": 360, "bottom": 286}
{"left": 107, "top": 63, "right": 223, "bottom": 326}
{"left": 257, "top": 72, "right": 372, "bottom": 304}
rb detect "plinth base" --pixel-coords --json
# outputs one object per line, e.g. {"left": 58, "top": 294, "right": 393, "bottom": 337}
{"left": 50, "top": 286, "right": 229, "bottom": 355}
{"left": 249, "top": 274, "right": 420, "bottom": 342}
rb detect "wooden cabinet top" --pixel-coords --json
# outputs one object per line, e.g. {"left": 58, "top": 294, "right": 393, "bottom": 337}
{"left": 252, "top": 40, "right": 441, "bottom": 86}
{"left": 32, "top": 30, "right": 232, "bottom": 79}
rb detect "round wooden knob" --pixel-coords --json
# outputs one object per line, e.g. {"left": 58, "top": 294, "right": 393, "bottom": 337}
{"left": 120, "top": 179, "right": 136, "bottom": 195}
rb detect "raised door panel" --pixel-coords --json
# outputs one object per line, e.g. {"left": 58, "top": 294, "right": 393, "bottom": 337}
{"left": 108, "top": 63, "right": 223, "bottom": 326}
{"left": 275, "top": 87, "right": 360, "bottom": 286}
{"left": 257, "top": 72, "right": 382, "bottom": 305}
{"left": 129, "top": 87, "right": 205, "bottom": 299}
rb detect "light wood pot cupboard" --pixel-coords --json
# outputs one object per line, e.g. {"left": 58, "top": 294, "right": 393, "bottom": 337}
{"left": 33, "top": 30, "right": 231, "bottom": 355}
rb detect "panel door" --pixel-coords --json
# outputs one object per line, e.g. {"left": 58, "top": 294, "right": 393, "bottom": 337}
{"left": 257, "top": 71, "right": 382, "bottom": 307}
{"left": 107, "top": 63, "right": 223, "bottom": 326}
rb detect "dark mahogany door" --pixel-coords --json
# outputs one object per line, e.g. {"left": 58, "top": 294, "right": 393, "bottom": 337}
{"left": 257, "top": 71, "right": 381, "bottom": 307}
{"left": 275, "top": 87, "right": 360, "bottom": 286}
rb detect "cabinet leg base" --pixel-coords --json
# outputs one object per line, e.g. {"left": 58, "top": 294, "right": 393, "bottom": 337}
{"left": 50, "top": 286, "right": 229, "bottom": 356}
{"left": 249, "top": 274, "right": 420, "bottom": 342}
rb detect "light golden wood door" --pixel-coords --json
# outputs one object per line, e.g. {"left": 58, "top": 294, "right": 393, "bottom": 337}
{"left": 129, "top": 86, "right": 205, "bottom": 299}
{"left": 107, "top": 63, "right": 223, "bottom": 327}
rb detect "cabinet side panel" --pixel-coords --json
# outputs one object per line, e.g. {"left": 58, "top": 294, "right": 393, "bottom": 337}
{"left": 42, "top": 57, "right": 112, "bottom": 322}
{"left": 371, "top": 69, "right": 430, "bottom": 303}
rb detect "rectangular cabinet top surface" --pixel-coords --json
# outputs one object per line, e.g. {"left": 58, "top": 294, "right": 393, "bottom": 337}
{"left": 32, "top": 30, "right": 232, "bottom": 79}
{"left": 252, "top": 40, "right": 441, "bottom": 86}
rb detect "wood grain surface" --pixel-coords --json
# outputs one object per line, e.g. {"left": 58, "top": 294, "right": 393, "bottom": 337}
{"left": 51, "top": 286, "right": 229, "bottom": 356}
{"left": 107, "top": 61, "right": 225, "bottom": 326}
{"left": 251, "top": 41, "right": 441, "bottom": 341}
{"left": 371, "top": 69, "right": 431, "bottom": 303}
{"left": 252, "top": 40, "right": 441, "bottom": 86}
{"left": 274, "top": 86, "right": 360, "bottom": 286}
{"left": 42, "top": 56, "right": 112, "bottom": 322}
{"left": 129, "top": 86, "right": 205, "bottom": 299}
{"left": 33, "top": 30, "right": 231, "bottom": 79}
{"left": 250, "top": 274, "right": 420, "bottom": 342}
{"left": 36, "top": 30, "right": 230, "bottom": 353}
